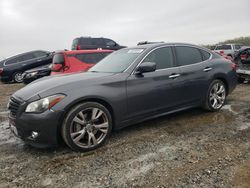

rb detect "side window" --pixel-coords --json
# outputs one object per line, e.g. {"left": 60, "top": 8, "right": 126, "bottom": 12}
{"left": 175, "top": 46, "right": 203, "bottom": 66}
{"left": 93, "top": 38, "right": 104, "bottom": 46}
{"left": 20, "top": 53, "right": 35, "bottom": 61}
{"left": 80, "top": 38, "right": 92, "bottom": 45}
{"left": 75, "top": 53, "right": 107, "bottom": 64}
{"left": 5, "top": 57, "right": 20, "bottom": 65}
{"left": 33, "top": 51, "right": 47, "bottom": 58}
{"left": 200, "top": 50, "right": 211, "bottom": 61}
{"left": 234, "top": 45, "right": 242, "bottom": 50}
{"left": 104, "top": 39, "right": 116, "bottom": 46}
{"left": 215, "top": 45, "right": 232, "bottom": 50}
{"left": 142, "top": 47, "right": 174, "bottom": 70}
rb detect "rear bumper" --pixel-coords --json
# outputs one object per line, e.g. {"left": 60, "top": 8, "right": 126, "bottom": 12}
{"left": 227, "top": 70, "right": 238, "bottom": 94}
{"left": 9, "top": 109, "right": 65, "bottom": 148}
{"left": 0, "top": 75, "right": 11, "bottom": 82}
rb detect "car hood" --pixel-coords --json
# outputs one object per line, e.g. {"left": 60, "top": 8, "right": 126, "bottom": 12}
{"left": 13, "top": 72, "right": 115, "bottom": 101}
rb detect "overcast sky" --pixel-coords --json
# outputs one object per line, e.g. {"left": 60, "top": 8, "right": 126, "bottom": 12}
{"left": 0, "top": 0, "right": 249, "bottom": 58}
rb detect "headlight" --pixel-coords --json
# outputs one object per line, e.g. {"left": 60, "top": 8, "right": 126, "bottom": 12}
{"left": 29, "top": 72, "right": 38, "bottom": 77}
{"left": 25, "top": 94, "right": 65, "bottom": 113}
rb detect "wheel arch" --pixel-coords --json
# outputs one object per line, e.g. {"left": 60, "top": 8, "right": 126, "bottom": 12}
{"left": 212, "top": 76, "right": 229, "bottom": 95}
{"left": 56, "top": 96, "right": 115, "bottom": 143}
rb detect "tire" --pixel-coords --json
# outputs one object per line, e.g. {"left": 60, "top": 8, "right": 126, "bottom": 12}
{"left": 237, "top": 77, "right": 245, "bottom": 84}
{"left": 62, "top": 102, "right": 112, "bottom": 152}
{"left": 12, "top": 72, "right": 24, "bottom": 83}
{"left": 203, "top": 79, "right": 226, "bottom": 111}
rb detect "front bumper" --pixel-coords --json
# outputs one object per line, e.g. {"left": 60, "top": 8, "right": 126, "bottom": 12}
{"left": 9, "top": 109, "right": 64, "bottom": 148}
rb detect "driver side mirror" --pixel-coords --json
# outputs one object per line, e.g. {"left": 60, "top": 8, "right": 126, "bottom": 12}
{"left": 135, "top": 62, "right": 156, "bottom": 75}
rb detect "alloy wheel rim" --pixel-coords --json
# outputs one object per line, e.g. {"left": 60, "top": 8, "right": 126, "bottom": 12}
{"left": 209, "top": 82, "right": 226, "bottom": 109}
{"left": 70, "top": 107, "right": 109, "bottom": 148}
{"left": 15, "top": 73, "right": 24, "bottom": 82}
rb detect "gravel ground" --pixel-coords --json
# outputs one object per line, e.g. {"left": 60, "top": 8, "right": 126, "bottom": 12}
{"left": 0, "top": 82, "right": 249, "bottom": 188}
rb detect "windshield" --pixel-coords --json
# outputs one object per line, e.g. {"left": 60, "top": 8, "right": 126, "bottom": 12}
{"left": 89, "top": 48, "right": 144, "bottom": 73}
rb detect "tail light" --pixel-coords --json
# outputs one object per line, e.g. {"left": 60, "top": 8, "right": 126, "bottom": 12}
{"left": 219, "top": 50, "right": 224, "bottom": 55}
{"left": 76, "top": 45, "right": 81, "bottom": 50}
{"left": 0, "top": 68, "right": 3, "bottom": 75}
{"left": 51, "top": 64, "right": 64, "bottom": 72}
{"left": 231, "top": 63, "right": 237, "bottom": 71}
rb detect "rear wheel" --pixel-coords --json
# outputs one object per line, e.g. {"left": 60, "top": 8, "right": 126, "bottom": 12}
{"left": 12, "top": 72, "right": 24, "bottom": 83}
{"left": 62, "top": 102, "right": 112, "bottom": 152}
{"left": 203, "top": 80, "right": 226, "bottom": 111}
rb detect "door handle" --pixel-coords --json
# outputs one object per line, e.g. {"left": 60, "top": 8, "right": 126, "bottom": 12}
{"left": 169, "top": 74, "right": 181, "bottom": 79}
{"left": 203, "top": 67, "right": 212, "bottom": 72}
{"left": 37, "top": 59, "right": 42, "bottom": 62}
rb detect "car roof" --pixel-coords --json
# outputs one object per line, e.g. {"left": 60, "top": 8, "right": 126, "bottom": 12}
{"left": 129, "top": 42, "right": 210, "bottom": 52}
{"left": 57, "top": 49, "right": 114, "bottom": 55}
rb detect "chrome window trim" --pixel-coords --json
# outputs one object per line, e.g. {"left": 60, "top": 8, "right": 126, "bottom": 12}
{"left": 122, "top": 48, "right": 146, "bottom": 72}
{"left": 173, "top": 44, "right": 212, "bottom": 68}
{"left": 3, "top": 52, "right": 49, "bottom": 67}
{"left": 131, "top": 45, "right": 173, "bottom": 75}
{"left": 129, "top": 44, "right": 213, "bottom": 75}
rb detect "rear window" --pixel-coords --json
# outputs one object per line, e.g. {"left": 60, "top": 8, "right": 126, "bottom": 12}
{"left": 71, "top": 39, "right": 79, "bottom": 50}
{"left": 75, "top": 52, "right": 111, "bottom": 64}
{"left": 53, "top": 54, "right": 65, "bottom": 64}
{"left": 215, "top": 45, "right": 232, "bottom": 50}
{"left": 5, "top": 57, "right": 20, "bottom": 65}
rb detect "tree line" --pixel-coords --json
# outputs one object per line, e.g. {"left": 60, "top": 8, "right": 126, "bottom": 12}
{"left": 202, "top": 36, "right": 250, "bottom": 50}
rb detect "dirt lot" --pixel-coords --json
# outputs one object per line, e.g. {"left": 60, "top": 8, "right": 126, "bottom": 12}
{"left": 0, "top": 83, "right": 249, "bottom": 188}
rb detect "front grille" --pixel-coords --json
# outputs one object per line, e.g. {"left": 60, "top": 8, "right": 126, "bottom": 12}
{"left": 8, "top": 97, "right": 22, "bottom": 117}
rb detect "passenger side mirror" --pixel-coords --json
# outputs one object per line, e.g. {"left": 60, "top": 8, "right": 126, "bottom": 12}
{"left": 135, "top": 62, "right": 156, "bottom": 75}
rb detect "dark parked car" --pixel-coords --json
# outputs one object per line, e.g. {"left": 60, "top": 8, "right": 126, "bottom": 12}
{"left": 71, "top": 37, "right": 126, "bottom": 51}
{"left": 8, "top": 43, "right": 237, "bottom": 151}
{"left": 23, "top": 64, "right": 52, "bottom": 84}
{"left": 233, "top": 46, "right": 250, "bottom": 83}
{"left": 0, "top": 50, "right": 52, "bottom": 83}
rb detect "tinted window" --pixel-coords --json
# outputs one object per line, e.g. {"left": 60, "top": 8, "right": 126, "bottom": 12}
{"left": 89, "top": 48, "right": 144, "bottom": 73}
{"left": 80, "top": 38, "right": 92, "bottom": 45}
{"left": 142, "top": 47, "right": 174, "bottom": 69}
{"left": 176, "top": 46, "right": 203, "bottom": 66}
{"left": 72, "top": 39, "right": 79, "bottom": 50}
{"left": 20, "top": 53, "right": 35, "bottom": 61}
{"left": 215, "top": 45, "right": 232, "bottom": 50}
{"left": 33, "top": 51, "right": 48, "bottom": 58}
{"left": 53, "top": 54, "right": 65, "bottom": 64}
{"left": 93, "top": 38, "right": 104, "bottom": 45}
{"left": 234, "top": 45, "right": 242, "bottom": 50}
{"left": 75, "top": 52, "right": 111, "bottom": 64}
{"left": 5, "top": 57, "right": 20, "bottom": 65}
{"left": 200, "top": 50, "right": 211, "bottom": 60}
{"left": 104, "top": 39, "right": 116, "bottom": 46}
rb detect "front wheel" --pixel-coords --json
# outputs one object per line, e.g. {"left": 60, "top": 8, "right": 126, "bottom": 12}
{"left": 203, "top": 80, "right": 226, "bottom": 111}
{"left": 62, "top": 102, "right": 112, "bottom": 152}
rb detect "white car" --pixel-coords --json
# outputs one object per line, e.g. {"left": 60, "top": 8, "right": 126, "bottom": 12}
{"left": 214, "top": 44, "right": 242, "bottom": 57}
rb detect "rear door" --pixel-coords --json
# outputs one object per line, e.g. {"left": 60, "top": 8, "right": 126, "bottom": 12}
{"left": 174, "top": 46, "right": 211, "bottom": 104}
{"left": 126, "top": 46, "right": 184, "bottom": 120}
